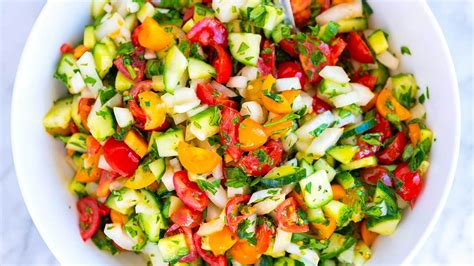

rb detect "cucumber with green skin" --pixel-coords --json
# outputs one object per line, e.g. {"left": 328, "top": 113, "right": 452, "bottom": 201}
{"left": 124, "top": 216, "right": 147, "bottom": 252}
{"left": 335, "top": 171, "right": 361, "bottom": 190}
{"left": 337, "top": 17, "right": 368, "bottom": 33}
{"left": 105, "top": 187, "right": 140, "bottom": 215}
{"left": 260, "top": 165, "right": 307, "bottom": 188}
{"left": 370, "top": 63, "right": 389, "bottom": 90}
{"left": 340, "top": 156, "right": 377, "bottom": 171}
{"left": 157, "top": 233, "right": 190, "bottom": 263}
{"left": 326, "top": 145, "right": 359, "bottom": 164}
{"left": 164, "top": 45, "right": 188, "bottom": 93}
{"left": 340, "top": 118, "right": 376, "bottom": 139}
{"left": 137, "top": 190, "right": 166, "bottom": 242}
{"left": 367, "top": 30, "right": 389, "bottom": 55}
{"left": 229, "top": 32, "right": 262, "bottom": 66}
{"left": 391, "top": 73, "right": 418, "bottom": 108}
{"left": 43, "top": 96, "right": 73, "bottom": 132}
{"left": 322, "top": 200, "right": 352, "bottom": 227}
{"left": 320, "top": 233, "right": 357, "bottom": 260}
{"left": 300, "top": 170, "right": 333, "bottom": 208}
{"left": 154, "top": 128, "right": 184, "bottom": 157}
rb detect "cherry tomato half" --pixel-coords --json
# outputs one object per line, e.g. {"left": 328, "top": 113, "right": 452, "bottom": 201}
{"left": 196, "top": 83, "right": 237, "bottom": 109}
{"left": 360, "top": 166, "right": 393, "bottom": 186}
{"left": 369, "top": 112, "right": 392, "bottom": 142}
{"left": 353, "top": 136, "right": 381, "bottom": 160}
{"left": 279, "top": 39, "right": 298, "bottom": 58}
{"left": 170, "top": 206, "right": 203, "bottom": 229}
{"left": 165, "top": 224, "right": 198, "bottom": 263}
{"left": 186, "top": 18, "right": 228, "bottom": 47}
{"left": 346, "top": 32, "right": 374, "bottom": 64}
{"left": 114, "top": 49, "right": 146, "bottom": 82}
{"left": 219, "top": 107, "right": 243, "bottom": 162}
{"left": 193, "top": 233, "right": 228, "bottom": 266}
{"left": 103, "top": 138, "right": 140, "bottom": 177}
{"left": 255, "top": 218, "right": 273, "bottom": 253}
{"left": 60, "top": 43, "right": 74, "bottom": 54}
{"left": 377, "top": 132, "right": 407, "bottom": 164}
{"left": 238, "top": 139, "right": 284, "bottom": 176}
{"left": 260, "top": 39, "right": 276, "bottom": 76}
{"left": 225, "top": 195, "right": 253, "bottom": 233}
{"left": 173, "top": 170, "right": 208, "bottom": 212}
{"left": 211, "top": 45, "right": 232, "bottom": 83}
{"left": 77, "top": 197, "right": 100, "bottom": 241}
{"left": 277, "top": 61, "right": 308, "bottom": 89}
{"left": 312, "top": 96, "right": 333, "bottom": 114}
{"left": 275, "top": 197, "right": 309, "bottom": 233}
{"left": 393, "top": 163, "right": 423, "bottom": 202}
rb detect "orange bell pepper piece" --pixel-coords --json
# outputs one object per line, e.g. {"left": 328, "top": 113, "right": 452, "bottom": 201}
{"left": 331, "top": 184, "right": 347, "bottom": 201}
{"left": 360, "top": 220, "right": 378, "bottom": 246}
{"left": 376, "top": 89, "right": 412, "bottom": 121}
{"left": 138, "top": 17, "right": 173, "bottom": 51}
{"left": 311, "top": 216, "right": 337, "bottom": 240}
{"left": 408, "top": 123, "right": 421, "bottom": 146}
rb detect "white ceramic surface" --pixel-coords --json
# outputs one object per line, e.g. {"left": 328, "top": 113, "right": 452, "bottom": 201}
{"left": 10, "top": 0, "right": 460, "bottom": 265}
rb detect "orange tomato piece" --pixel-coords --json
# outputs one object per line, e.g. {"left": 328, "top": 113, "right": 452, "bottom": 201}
{"left": 331, "top": 184, "right": 347, "bottom": 201}
{"left": 264, "top": 115, "right": 293, "bottom": 139}
{"left": 110, "top": 209, "right": 128, "bottom": 224}
{"left": 360, "top": 220, "right": 378, "bottom": 246}
{"left": 178, "top": 142, "right": 222, "bottom": 174}
{"left": 74, "top": 152, "right": 101, "bottom": 183}
{"left": 376, "top": 89, "right": 412, "bottom": 121}
{"left": 124, "top": 164, "right": 156, "bottom": 189}
{"left": 245, "top": 75, "right": 276, "bottom": 103}
{"left": 124, "top": 130, "right": 148, "bottom": 158}
{"left": 262, "top": 91, "right": 292, "bottom": 114}
{"left": 238, "top": 118, "right": 268, "bottom": 151}
{"left": 408, "top": 123, "right": 421, "bottom": 146}
{"left": 311, "top": 216, "right": 337, "bottom": 240}
{"left": 230, "top": 240, "right": 260, "bottom": 264}
{"left": 208, "top": 226, "right": 238, "bottom": 256}
{"left": 138, "top": 17, "right": 173, "bottom": 51}
{"left": 73, "top": 44, "right": 88, "bottom": 59}
{"left": 138, "top": 90, "right": 167, "bottom": 130}
{"left": 281, "top": 90, "right": 301, "bottom": 104}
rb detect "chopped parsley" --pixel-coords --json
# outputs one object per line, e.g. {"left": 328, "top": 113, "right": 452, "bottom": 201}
{"left": 401, "top": 46, "right": 412, "bottom": 55}
{"left": 196, "top": 179, "right": 221, "bottom": 195}
{"left": 225, "top": 168, "right": 250, "bottom": 188}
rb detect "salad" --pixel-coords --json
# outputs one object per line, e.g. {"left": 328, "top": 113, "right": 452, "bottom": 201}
{"left": 43, "top": 0, "right": 433, "bottom": 265}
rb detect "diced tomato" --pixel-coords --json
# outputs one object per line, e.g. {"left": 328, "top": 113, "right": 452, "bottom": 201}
{"left": 260, "top": 39, "right": 276, "bottom": 76}
{"left": 96, "top": 170, "right": 119, "bottom": 198}
{"left": 78, "top": 98, "right": 95, "bottom": 131}
{"left": 360, "top": 166, "right": 393, "bottom": 186}
{"left": 165, "top": 225, "right": 198, "bottom": 263}
{"left": 255, "top": 218, "right": 273, "bottom": 254}
{"left": 312, "top": 96, "right": 333, "bottom": 114}
{"left": 238, "top": 139, "right": 284, "bottom": 176}
{"left": 393, "top": 163, "right": 423, "bottom": 202}
{"left": 257, "top": 57, "right": 273, "bottom": 76}
{"left": 279, "top": 39, "right": 299, "bottom": 58}
{"left": 277, "top": 61, "right": 308, "bottom": 89}
{"left": 211, "top": 45, "right": 232, "bottom": 83}
{"left": 369, "top": 112, "right": 392, "bottom": 142}
{"left": 77, "top": 197, "right": 100, "bottom": 241}
{"left": 98, "top": 203, "right": 110, "bottom": 217}
{"left": 346, "top": 32, "right": 374, "bottom": 64}
{"left": 219, "top": 107, "right": 243, "bottom": 162}
{"left": 353, "top": 136, "right": 381, "bottom": 160}
{"left": 183, "top": 6, "right": 194, "bottom": 23}
{"left": 196, "top": 83, "right": 237, "bottom": 109}
{"left": 275, "top": 197, "right": 309, "bottom": 233}
{"left": 131, "top": 25, "right": 143, "bottom": 47}
{"left": 128, "top": 99, "right": 147, "bottom": 123}
{"left": 170, "top": 206, "right": 203, "bottom": 229}
{"left": 291, "top": 0, "right": 311, "bottom": 13}
{"left": 114, "top": 50, "right": 146, "bottom": 82}
{"left": 86, "top": 136, "right": 101, "bottom": 155}
{"left": 377, "top": 132, "right": 407, "bottom": 164}
{"left": 103, "top": 138, "right": 140, "bottom": 177}
{"left": 60, "top": 43, "right": 74, "bottom": 54}
{"left": 294, "top": 8, "right": 312, "bottom": 27}
{"left": 225, "top": 195, "right": 253, "bottom": 233}
{"left": 173, "top": 170, "right": 208, "bottom": 212}
{"left": 193, "top": 233, "right": 228, "bottom": 266}
{"left": 187, "top": 18, "right": 228, "bottom": 47}
{"left": 353, "top": 73, "right": 377, "bottom": 90}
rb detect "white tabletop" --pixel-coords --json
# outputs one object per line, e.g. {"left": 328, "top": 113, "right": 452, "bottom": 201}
{"left": 0, "top": 0, "right": 472, "bottom": 264}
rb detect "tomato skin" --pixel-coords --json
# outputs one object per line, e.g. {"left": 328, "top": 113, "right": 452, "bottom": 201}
{"left": 196, "top": 83, "right": 237, "bottom": 109}
{"left": 173, "top": 170, "right": 209, "bottom": 212}
{"left": 219, "top": 107, "right": 243, "bottom": 162}
{"left": 393, "top": 163, "right": 423, "bottom": 202}
{"left": 86, "top": 136, "right": 101, "bottom": 155}
{"left": 279, "top": 39, "right": 298, "bottom": 58}
{"left": 60, "top": 43, "right": 74, "bottom": 54}
{"left": 312, "top": 96, "right": 333, "bottom": 114}
{"left": 353, "top": 136, "right": 381, "bottom": 160}
{"left": 183, "top": 6, "right": 194, "bottom": 23}
{"left": 369, "top": 112, "right": 392, "bottom": 142}
{"left": 131, "top": 25, "right": 143, "bottom": 47}
{"left": 377, "top": 132, "right": 407, "bottom": 164}
{"left": 260, "top": 39, "right": 276, "bottom": 76}
{"left": 186, "top": 18, "right": 228, "bottom": 47}
{"left": 275, "top": 198, "right": 309, "bottom": 233}
{"left": 114, "top": 49, "right": 146, "bottom": 82}
{"left": 353, "top": 73, "right": 377, "bottom": 90}
{"left": 170, "top": 206, "right": 203, "bottom": 229}
{"left": 193, "top": 234, "right": 228, "bottom": 266}
{"left": 77, "top": 197, "right": 100, "bottom": 241}
{"left": 230, "top": 240, "right": 260, "bottom": 264}
{"left": 98, "top": 203, "right": 110, "bottom": 217}
{"left": 277, "top": 61, "right": 307, "bottom": 89}
{"left": 96, "top": 170, "right": 119, "bottom": 198}
{"left": 225, "top": 195, "right": 252, "bottom": 233}
{"left": 211, "top": 45, "right": 232, "bottom": 83}
{"left": 255, "top": 219, "right": 273, "bottom": 253}
{"left": 238, "top": 139, "right": 284, "bottom": 176}
{"left": 128, "top": 99, "right": 147, "bottom": 123}
{"left": 360, "top": 166, "right": 393, "bottom": 186}
{"left": 103, "top": 138, "right": 140, "bottom": 177}
{"left": 346, "top": 32, "right": 374, "bottom": 64}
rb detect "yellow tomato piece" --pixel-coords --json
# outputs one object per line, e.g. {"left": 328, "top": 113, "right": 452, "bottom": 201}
{"left": 376, "top": 89, "right": 412, "bottom": 121}
{"left": 263, "top": 115, "right": 293, "bottom": 139}
{"left": 311, "top": 216, "right": 337, "bottom": 240}
{"left": 124, "top": 164, "right": 156, "bottom": 189}
{"left": 281, "top": 90, "right": 300, "bottom": 104}
{"left": 138, "top": 90, "right": 167, "bottom": 130}
{"left": 230, "top": 240, "right": 260, "bottom": 264}
{"left": 74, "top": 152, "right": 101, "bottom": 183}
{"left": 208, "top": 226, "right": 238, "bottom": 256}
{"left": 408, "top": 123, "right": 421, "bottom": 146}
{"left": 178, "top": 142, "right": 222, "bottom": 174}
{"left": 262, "top": 91, "right": 292, "bottom": 114}
{"left": 110, "top": 209, "right": 128, "bottom": 224}
{"left": 124, "top": 130, "right": 148, "bottom": 158}
{"left": 238, "top": 118, "right": 268, "bottom": 151}
{"left": 245, "top": 75, "right": 276, "bottom": 103}
{"left": 331, "top": 184, "right": 347, "bottom": 201}
{"left": 138, "top": 17, "right": 173, "bottom": 51}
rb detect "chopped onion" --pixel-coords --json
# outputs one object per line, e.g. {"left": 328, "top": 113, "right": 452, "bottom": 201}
{"left": 113, "top": 107, "right": 135, "bottom": 128}
{"left": 334, "top": 113, "right": 362, "bottom": 128}
{"left": 275, "top": 77, "right": 301, "bottom": 91}
{"left": 171, "top": 113, "right": 187, "bottom": 125}
{"left": 273, "top": 228, "right": 292, "bottom": 253}
{"left": 211, "top": 81, "right": 238, "bottom": 97}
{"left": 212, "top": 161, "right": 224, "bottom": 180}
{"left": 227, "top": 186, "right": 250, "bottom": 198}
{"left": 306, "top": 128, "right": 344, "bottom": 157}
{"left": 205, "top": 178, "right": 228, "bottom": 209}
{"left": 295, "top": 138, "right": 312, "bottom": 152}
{"left": 212, "top": 0, "right": 243, "bottom": 23}
{"left": 249, "top": 188, "right": 283, "bottom": 204}
{"left": 316, "top": 0, "right": 363, "bottom": 25}
{"left": 351, "top": 83, "right": 375, "bottom": 106}
{"left": 205, "top": 202, "right": 222, "bottom": 221}
{"left": 295, "top": 111, "right": 335, "bottom": 140}
{"left": 239, "top": 66, "right": 259, "bottom": 81}
{"left": 240, "top": 101, "right": 265, "bottom": 124}
{"left": 197, "top": 215, "right": 225, "bottom": 236}
{"left": 161, "top": 161, "right": 175, "bottom": 191}
{"left": 410, "top": 103, "right": 426, "bottom": 120}
{"left": 292, "top": 91, "right": 313, "bottom": 114}
{"left": 144, "top": 49, "right": 157, "bottom": 60}
{"left": 226, "top": 76, "right": 248, "bottom": 91}
{"left": 186, "top": 105, "right": 208, "bottom": 118}
{"left": 254, "top": 193, "right": 285, "bottom": 215}
{"left": 286, "top": 243, "right": 320, "bottom": 265}
{"left": 104, "top": 223, "right": 137, "bottom": 251}
{"left": 319, "top": 66, "right": 350, "bottom": 83}
{"left": 142, "top": 242, "right": 167, "bottom": 266}
{"left": 331, "top": 90, "right": 360, "bottom": 108}
{"left": 95, "top": 13, "right": 125, "bottom": 41}
{"left": 173, "top": 87, "right": 200, "bottom": 113}
{"left": 377, "top": 50, "right": 400, "bottom": 70}
{"left": 282, "top": 131, "right": 298, "bottom": 152}
{"left": 69, "top": 72, "right": 86, "bottom": 94}
{"left": 281, "top": 184, "right": 296, "bottom": 195}
{"left": 109, "top": 177, "right": 127, "bottom": 191}
{"left": 98, "top": 155, "right": 114, "bottom": 172}
{"left": 105, "top": 93, "right": 123, "bottom": 108}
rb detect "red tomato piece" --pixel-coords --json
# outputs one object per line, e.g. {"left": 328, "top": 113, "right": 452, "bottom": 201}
{"left": 186, "top": 18, "right": 228, "bottom": 47}
{"left": 353, "top": 136, "right": 381, "bottom": 160}
{"left": 275, "top": 197, "right": 309, "bottom": 233}
{"left": 98, "top": 203, "right": 111, "bottom": 217}
{"left": 260, "top": 39, "right": 276, "bottom": 76}
{"left": 312, "top": 96, "right": 333, "bottom": 114}
{"left": 277, "top": 61, "right": 308, "bottom": 89}
{"left": 103, "top": 138, "right": 140, "bottom": 177}
{"left": 255, "top": 219, "right": 273, "bottom": 253}
{"left": 353, "top": 73, "right": 377, "bottom": 90}
{"left": 128, "top": 99, "right": 147, "bottom": 123}
{"left": 183, "top": 6, "right": 194, "bottom": 23}
{"left": 77, "top": 197, "right": 100, "bottom": 241}
{"left": 170, "top": 206, "right": 203, "bottom": 229}
{"left": 225, "top": 195, "right": 252, "bottom": 233}
{"left": 219, "top": 107, "right": 243, "bottom": 162}
{"left": 196, "top": 83, "right": 237, "bottom": 109}
{"left": 346, "top": 32, "right": 374, "bottom": 64}
{"left": 173, "top": 170, "right": 208, "bottom": 212}
{"left": 193, "top": 234, "right": 228, "bottom": 266}
{"left": 369, "top": 112, "right": 392, "bottom": 142}
{"left": 96, "top": 170, "right": 119, "bottom": 198}
{"left": 131, "top": 25, "right": 143, "bottom": 47}
{"left": 279, "top": 39, "right": 299, "bottom": 58}
{"left": 238, "top": 139, "right": 284, "bottom": 176}
{"left": 211, "top": 45, "right": 232, "bottom": 83}
{"left": 393, "top": 163, "right": 423, "bottom": 202}
{"left": 60, "top": 43, "right": 74, "bottom": 54}
{"left": 78, "top": 98, "right": 95, "bottom": 131}
{"left": 114, "top": 50, "right": 146, "bottom": 82}
{"left": 360, "top": 166, "right": 393, "bottom": 186}
{"left": 377, "top": 132, "right": 407, "bottom": 164}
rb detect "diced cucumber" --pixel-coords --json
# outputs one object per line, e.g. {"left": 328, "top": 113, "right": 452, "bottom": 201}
{"left": 306, "top": 128, "right": 344, "bottom": 158}
{"left": 84, "top": 25, "right": 97, "bottom": 49}
{"left": 187, "top": 58, "right": 216, "bottom": 80}
{"left": 189, "top": 106, "right": 220, "bottom": 141}
{"left": 322, "top": 200, "right": 352, "bottom": 227}
{"left": 93, "top": 43, "right": 113, "bottom": 78}
{"left": 137, "top": 190, "right": 165, "bottom": 242}
{"left": 87, "top": 101, "right": 115, "bottom": 141}
{"left": 260, "top": 165, "right": 307, "bottom": 188}
{"left": 124, "top": 14, "right": 138, "bottom": 32}
{"left": 314, "top": 158, "right": 336, "bottom": 182}
{"left": 366, "top": 182, "right": 401, "bottom": 235}
{"left": 300, "top": 170, "right": 333, "bottom": 208}
{"left": 123, "top": 216, "right": 147, "bottom": 251}
{"left": 136, "top": 2, "right": 155, "bottom": 22}
{"left": 318, "top": 21, "right": 339, "bottom": 43}
{"left": 164, "top": 46, "right": 188, "bottom": 93}
{"left": 148, "top": 157, "right": 166, "bottom": 180}
{"left": 193, "top": 3, "right": 215, "bottom": 22}
{"left": 115, "top": 71, "right": 135, "bottom": 91}
{"left": 336, "top": 17, "right": 368, "bottom": 33}
{"left": 369, "top": 63, "right": 389, "bottom": 90}
{"left": 391, "top": 73, "right": 418, "bottom": 108}
{"left": 271, "top": 23, "right": 292, "bottom": 43}
{"left": 91, "top": 0, "right": 107, "bottom": 19}
{"left": 299, "top": 159, "right": 315, "bottom": 176}
{"left": 373, "top": 181, "right": 398, "bottom": 211}
{"left": 157, "top": 233, "right": 190, "bottom": 263}
{"left": 367, "top": 30, "right": 389, "bottom": 55}
{"left": 337, "top": 242, "right": 355, "bottom": 264}
{"left": 162, "top": 195, "right": 184, "bottom": 218}
{"left": 228, "top": 33, "right": 261, "bottom": 66}
{"left": 353, "top": 241, "right": 372, "bottom": 266}
{"left": 326, "top": 145, "right": 358, "bottom": 164}
{"left": 335, "top": 171, "right": 360, "bottom": 190}
{"left": 274, "top": 257, "right": 302, "bottom": 266}
{"left": 260, "top": 5, "right": 285, "bottom": 37}
{"left": 340, "top": 155, "right": 377, "bottom": 171}
{"left": 71, "top": 95, "right": 85, "bottom": 131}
{"left": 320, "top": 233, "right": 356, "bottom": 260}
{"left": 420, "top": 128, "right": 433, "bottom": 142}
{"left": 307, "top": 207, "right": 326, "bottom": 223}
{"left": 182, "top": 18, "right": 195, "bottom": 33}
{"left": 66, "top": 133, "right": 89, "bottom": 152}
{"left": 101, "top": 37, "right": 117, "bottom": 58}
{"left": 320, "top": 260, "right": 336, "bottom": 266}
{"left": 340, "top": 118, "right": 376, "bottom": 139}
{"left": 55, "top": 53, "right": 81, "bottom": 94}
{"left": 43, "top": 96, "right": 73, "bottom": 133}
{"left": 366, "top": 212, "right": 401, "bottom": 235}
{"left": 319, "top": 79, "right": 352, "bottom": 97}
{"left": 154, "top": 128, "right": 184, "bottom": 157}
{"left": 105, "top": 187, "right": 140, "bottom": 214}
{"left": 77, "top": 52, "right": 103, "bottom": 97}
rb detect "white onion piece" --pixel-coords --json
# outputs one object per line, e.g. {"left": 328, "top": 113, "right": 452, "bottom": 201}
{"left": 334, "top": 113, "right": 362, "bottom": 128}
{"left": 295, "top": 111, "right": 335, "bottom": 140}
{"left": 377, "top": 51, "right": 400, "bottom": 70}
{"left": 286, "top": 243, "right": 320, "bottom": 265}
{"left": 275, "top": 77, "right": 301, "bottom": 91}
{"left": 281, "top": 184, "right": 296, "bottom": 195}
{"left": 212, "top": 161, "right": 224, "bottom": 180}
{"left": 211, "top": 81, "right": 238, "bottom": 97}
{"left": 113, "top": 107, "right": 135, "bottom": 128}
{"left": 240, "top": 101, "right": 265, "bottom": 124}
{"left": 77, "top": 52, "right": 102, "bottom": 97}
{"left": 197, "top": 215, "right": 225, "bottom": 236}
{"left": 249, "top": 188, "right": 282, "bottom": 204}
{"left": 316, "top": 0, "right": 362, "bottom": 25}
{"left": 105, "top": 93, "right": 123, "bottom": 108}
{"left": 239, "top": 66, "right": 259, "bottom": 81}
{"left": 142, "top": 242, "right": 167, "bottom": 266}
{"left": 104, "top": 223, "right": 137, "bottom": 251}
{"left": 205, "top": 178, "right": 228, "bottom": 209}
{"left": 295, "top": 139, "right": 312, "bottom": 152}
{"left": 273, "top": 228, "right": 292, "bottom": 253}
{"left": 319, "top": 66, "right": 350, "bottom": 83}
{"left": 205, "top": 202, "right": 222, "bottom": 221}
{"left": 98, "top": 155, "right": 114, "bottom": 172}
{"left": 109, "top": 178, "right": 127, "bottom": 191}
{"left": 351, "top": 83, "right": 375, "bottom": 106}
{"left": 227, "top": 186, "right": 250, "bottom": 198}
{"left": 144, "top": 49, "right": 157, "bottom": 60}
{"left": 169, "top": 158, "right": 182, "bottom": 171}
{"left": 95, "top": 13, "right": 125, "bottom": 41}
{"left": 254, "top": 193, "right": 285, "bottom": 215}
{"left": 69, "top": 72, "right": 86, "bottom": 94}
{"left": 306, "top": 128, "right": 343, "bottom": 157}
{"left": 171, "top": 113, "right": 187, "bottom": 125}
{"left": 226, "top": 76, "right": 249, "bottom": 90}
{"left": 331, "top": 90, "right": 360, "bottom": 108}
{"left": 173, "top": 87, "right": 200, "bottom": 113}
{"left": 291, "top": 91, "right": 314, "bottom": 114}
{"left": 212, "top": 0, "right": 243, "bottom": 23}
{"left": 161, "top": 93, "right": 174, "bottom": 111}
{"left": 410, "top": 103, "right": 426, "bottom": 120}
{"left": 161, "top": 161, "right": 175, "bottom": 191}
{"left": 282, "top": 131, "right": 298, "bottom": 152}
{"left": 186, "top": 105, "right": 208, "bottom": 118}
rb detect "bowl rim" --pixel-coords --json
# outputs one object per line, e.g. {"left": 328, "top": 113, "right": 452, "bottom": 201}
{"left": 10, "top": 0, "right": 461, "bottom": 264}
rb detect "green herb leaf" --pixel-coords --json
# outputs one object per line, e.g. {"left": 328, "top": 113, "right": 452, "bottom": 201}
{"left": 225, "top": 168, "right": 250, "bottom": 188}
{"left": 400, "top": 46, "right": 411, "bottom": 55}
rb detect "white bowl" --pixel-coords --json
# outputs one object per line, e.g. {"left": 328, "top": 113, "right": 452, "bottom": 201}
{"left": 11, "top": 0, "right": 460, "bottom": 264}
